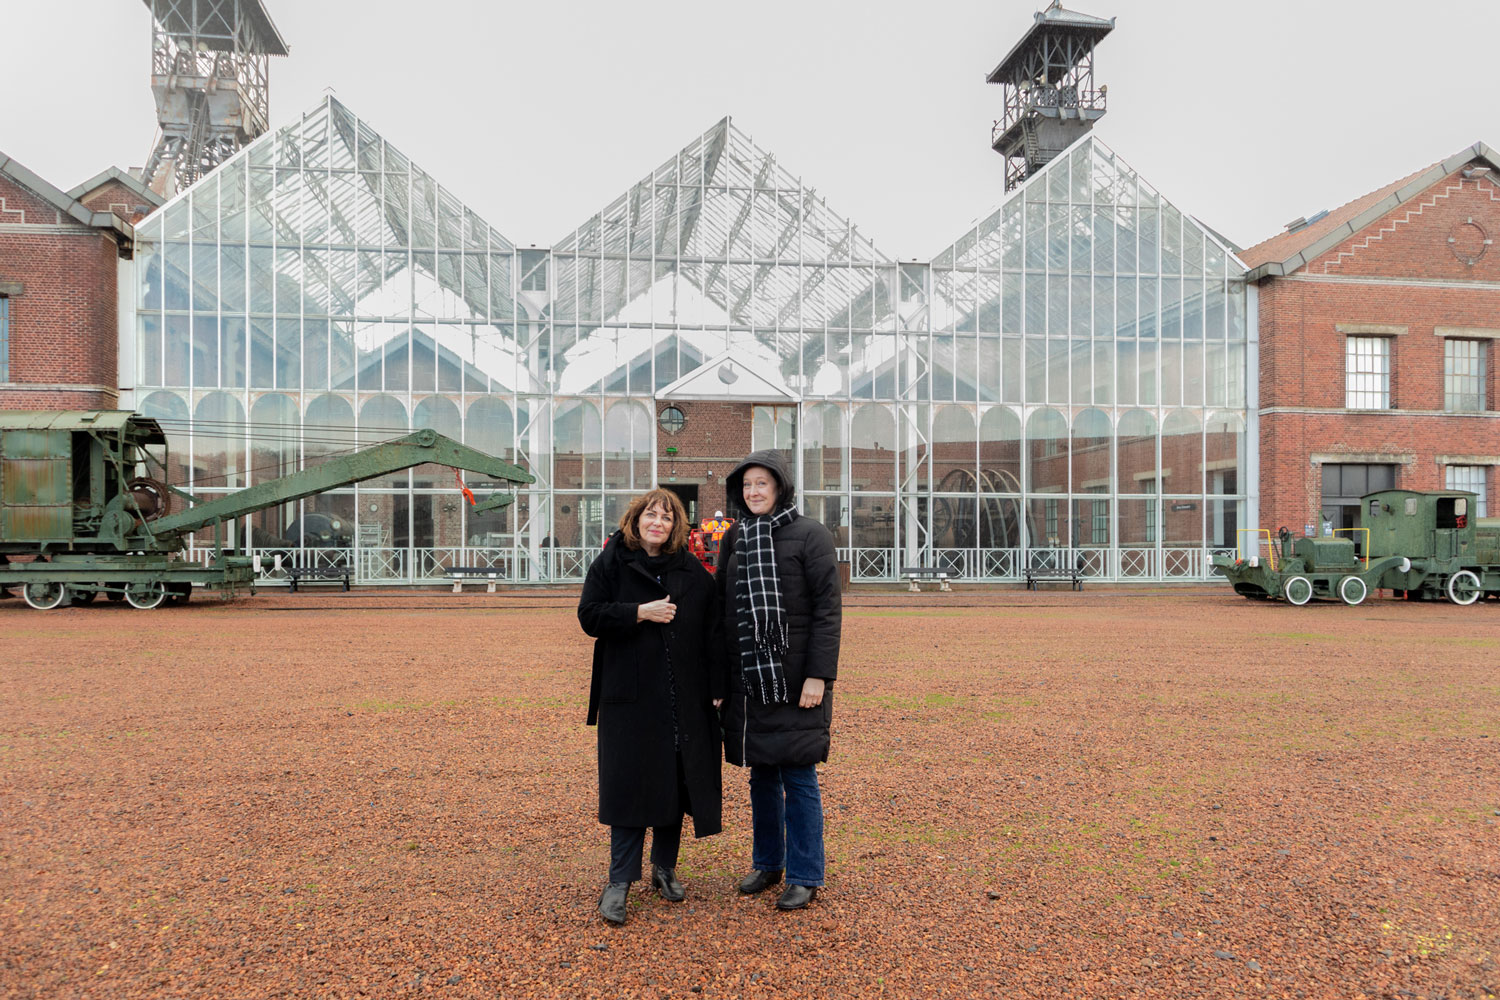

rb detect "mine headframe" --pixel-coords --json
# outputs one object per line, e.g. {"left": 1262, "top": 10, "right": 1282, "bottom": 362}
{"left": 139, "top": 0, "right": 290, "bottom": 197}
{"left": 988, "top": 1, "right": 1114, "bottom": 192}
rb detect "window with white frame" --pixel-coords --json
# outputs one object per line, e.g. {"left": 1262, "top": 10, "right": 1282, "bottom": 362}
{"left": 1446, "top": 465, "right": 1488, "bottom": 517}
{"left": 1345, "top": 336, "right": 1390, "bottom": 409}
{"left": 1444, "top": 339, "right": 1485, "bottom": 412}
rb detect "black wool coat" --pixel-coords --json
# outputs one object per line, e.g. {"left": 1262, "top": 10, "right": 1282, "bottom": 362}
{"left": 578, "top": 533, "right": 726, "bottom": 836}
{"left": 717, "top": 451, "right": 843, "bottom": 768}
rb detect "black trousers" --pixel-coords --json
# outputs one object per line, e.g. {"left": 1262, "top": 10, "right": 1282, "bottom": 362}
{"left": 608, "top": 822, "right": 682, "bottom": 884}
{"left": 608, "top": 753, "right": 690, "bottom": 883}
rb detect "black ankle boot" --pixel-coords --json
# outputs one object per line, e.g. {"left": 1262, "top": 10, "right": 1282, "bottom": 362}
{"left": 598, "top": 882, "right": 629, "bottom": 925}
{"left": 651, "top": 865, "right": 686, "bottom": 902}
{"left": 737, "top": 868, "right": 784, "bottom": 895}
{"left": 775, "top": 884, "right": 817, "bottom": 910}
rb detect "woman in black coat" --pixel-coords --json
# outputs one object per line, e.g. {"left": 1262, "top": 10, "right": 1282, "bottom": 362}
{"left": 577, "top": 488, "right": 724, "bottom": 926}
{"left": 716, "top": 450, "right": 842, "bottom": 911}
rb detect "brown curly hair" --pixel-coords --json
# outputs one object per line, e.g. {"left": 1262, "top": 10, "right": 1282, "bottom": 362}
{"left": 618, "top": 488, "right": 690, "bottom": 554}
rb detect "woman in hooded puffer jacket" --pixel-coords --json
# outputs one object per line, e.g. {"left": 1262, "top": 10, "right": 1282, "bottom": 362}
{"left": 715, "top": 449, "right": 842, "bottom": 910}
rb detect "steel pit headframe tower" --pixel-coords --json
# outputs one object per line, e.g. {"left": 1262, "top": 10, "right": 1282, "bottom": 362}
{"left": 989, "top": 1, "right": 1114, "bottom": 191}
{"left": 140, "top": 0, "right": 289, "bottom": 197}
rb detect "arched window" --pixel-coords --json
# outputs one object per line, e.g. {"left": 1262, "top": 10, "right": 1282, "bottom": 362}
{"left": 802, "top": 403, "right": 845, "bottom": 492}
{"left": 603, "top": 400, "right": 652, "bottom": 491}
{"left": 1025, "top": 408, "right": 1068, "bottom": 495}
{"left": 250, "top": 393, "right": 299, "bottom": 484}
{"left": 413, "top": 396, "right": 462, "bottom": 441}
{"left": 931, "top": 405, "right": 976, "bottom": 491}
{"left": 359, "top": 395, "right": 409, "bottom": 446}
{"left": 1070, "top": 408, "right": 1112, "bottom": 494}
{"left": 1161, "top": 410, "right": 1202, "bottom": 496}
{"left": 553, "top": 398, "right": 602, "bottom": 491}
{"left": 193, "top": 391, "right": 245, "bottom": 489}
{"left": 304, "top": 394, "right": 355, "bottom": 468}
{"left": 850, "top": 404, "right": 896, "bottom": 494}
{"left": 466, "top": 396, "right": 514, "bottom": 463}
{"left": 978, "top": 406, "right": 1021, "bottom": 494}
{"left": 139, "top": 390, "right": 190, "bottom": 486}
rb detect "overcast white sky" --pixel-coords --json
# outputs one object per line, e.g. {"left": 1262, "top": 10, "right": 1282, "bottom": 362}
{"left": 6, "top": 1, "right": 1497, "bottom": 258}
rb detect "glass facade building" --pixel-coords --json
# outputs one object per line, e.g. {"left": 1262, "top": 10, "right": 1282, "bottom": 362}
{"left": 127, "top": 97, "right": 1252, "bottom": 584}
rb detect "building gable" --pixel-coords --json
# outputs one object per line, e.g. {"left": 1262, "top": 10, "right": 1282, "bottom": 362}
{"left": 1305, "top": 168, "right": 1500, "bottom": 282}
{"left": 0, "top": 172, "right": 68, "bottom": 226}
{"left": 70, "top": 170, "right": 163, "bottom": 225}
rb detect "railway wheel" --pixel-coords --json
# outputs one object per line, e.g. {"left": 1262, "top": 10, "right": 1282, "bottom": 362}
{"left": 164, "top": 582, "right": 193, "bottom": 606}
{"left": 22, "top": 582, "right": 68, "bottom": 611}
{"left": 1338, "top": 575, "right": 1368, "bottom": 606}
{"left": 1445, "top": 570, "right": 1481, "bottom": 606}
{"left": 105, "top": 583, "right": 126, "bottom": 602}
{"left": 70, "top": 588, "right": 98, "bottom": 605}
{"left": 125, "top": 582, "right": 167, "bottom": 610}
{"left": 1283, "top": 575, "right": 1314, "bottom": 606}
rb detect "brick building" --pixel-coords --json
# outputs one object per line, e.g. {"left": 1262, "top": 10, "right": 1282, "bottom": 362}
{"left": 1242, "top": 142, "right": 1500, "bottom": 539}
{"left": 0, "top": 154, "right": 160, "bottom": 410}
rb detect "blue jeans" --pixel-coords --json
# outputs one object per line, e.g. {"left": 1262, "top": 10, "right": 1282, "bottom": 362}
{"left": 749, "top": 764, "right": 825, "bottom": 887}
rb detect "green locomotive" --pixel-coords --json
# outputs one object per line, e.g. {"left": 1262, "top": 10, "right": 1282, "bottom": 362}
{"left": 1213, "top": 490, "right": 1499, "bottom": 605}
{"left": 0, "top": 410, "right": 532, "bottom": 609}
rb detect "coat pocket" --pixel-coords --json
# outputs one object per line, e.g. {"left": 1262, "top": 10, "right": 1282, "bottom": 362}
{"left": 601, "top": 662, "right": 638, "bottom": 703}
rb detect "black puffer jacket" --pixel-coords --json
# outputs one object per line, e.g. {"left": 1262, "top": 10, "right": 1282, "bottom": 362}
{"left": 579, "top": 534, "right": 725, "bottom": 836}
{"left": 716, "top": 450, "right": 842, "bottom": 768}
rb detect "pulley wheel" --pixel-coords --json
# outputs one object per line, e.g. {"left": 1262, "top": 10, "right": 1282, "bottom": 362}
{"left": 126, "top": 478, "right": 172, "bottom": 520}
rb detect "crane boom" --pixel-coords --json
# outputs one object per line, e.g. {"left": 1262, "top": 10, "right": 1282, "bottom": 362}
{"left": 146, "top": 430, "right": 533, "bottom": 540}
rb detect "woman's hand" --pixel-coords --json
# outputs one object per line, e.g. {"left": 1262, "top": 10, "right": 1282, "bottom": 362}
{"left": 636, "top": 598, "right": 677, "bottom": 623}
{"left": 798, "top": 677, "right": 825, "bottom": 708}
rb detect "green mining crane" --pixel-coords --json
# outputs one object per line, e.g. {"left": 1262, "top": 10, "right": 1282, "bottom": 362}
{"left": 0, "top": 410, "right": 534, "bottom": 609}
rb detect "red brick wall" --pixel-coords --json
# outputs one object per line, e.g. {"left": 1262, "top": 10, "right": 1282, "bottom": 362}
{"left": 0, "top": 174, "right": 121, "bottom": 411}
{"left": 1257, "top": 168, "right": 1500, "bottom": 531}
{"left": 75, "top": 178, "right": 157, "bottom": 225}
{"left": 655, "top": 400, "right": 754, "bottom": 515}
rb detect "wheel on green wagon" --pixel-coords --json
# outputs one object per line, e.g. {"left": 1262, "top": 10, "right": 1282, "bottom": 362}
{"left": 125, "top": 582, "right": 167, "bottom": 610}
{"left": 22, "top": 581, "right": 68, "bottom": 611}
{"left": 1283, "top": 575, "right": 1314, "bottom": 606}
{"left": 1445, "top": 570, "right": 1481, "bottom": 606}
{"left": 1337, "top": 575, "right": 1367, "bottom": 606}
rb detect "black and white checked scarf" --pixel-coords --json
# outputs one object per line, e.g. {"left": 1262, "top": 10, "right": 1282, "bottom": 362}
{"left": 734, "top": 503, "right": 799, "bottom": 704}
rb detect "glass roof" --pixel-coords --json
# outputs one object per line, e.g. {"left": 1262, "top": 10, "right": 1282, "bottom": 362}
{"left": 549, "top": 116, "right": 895, "bottom": 395}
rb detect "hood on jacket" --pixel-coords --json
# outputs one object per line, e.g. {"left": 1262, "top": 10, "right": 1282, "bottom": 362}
{"left": 724, "top": 449, "right": 797, "bottom": 516}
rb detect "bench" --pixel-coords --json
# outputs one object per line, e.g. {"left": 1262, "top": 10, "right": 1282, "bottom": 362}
{"left": 445, "top": 566, "right": 502, "bottom": 593}
{"left": 899, "top": 566, "right": 952, "bottom": 593}
{"left": 286, "top": 564, "right": 351, "bottom": 593}
{"left": 1025, "top": 552, "right": 1082, "bottom": 591}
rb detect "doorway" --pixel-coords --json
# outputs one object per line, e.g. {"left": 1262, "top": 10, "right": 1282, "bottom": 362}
{"left": 664, "top": 484, "right": 699, "bottom": 524}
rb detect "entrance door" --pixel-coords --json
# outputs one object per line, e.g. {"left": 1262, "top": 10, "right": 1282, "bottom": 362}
{"left": 1321, "top": 463, "right": 1396, "bottom": 553}
{"left": 664, "top": 484, "right": 699, "bottom": 525}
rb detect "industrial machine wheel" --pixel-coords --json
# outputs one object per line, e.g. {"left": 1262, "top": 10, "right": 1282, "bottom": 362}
{"left": 164, "top": 582, "right": 193, "bottom": 606}
{"left": 1445, "top": 570, "right": 1481, "bottom": 606}
{"left": 70, "top": 588, "right": 98, "bottom": 605}
{"left": 124, "top": 582, "right": 167, "bottom": 610}
{"left": 1338, "top": 575, "right": 1368, "bottom": 606}
{"left": 105, "top": 583, "right": 126, "bottom": 602}
{"left": 22, "top": 581, "right": 68, "bottom": 611}
{"left": 1283, "top": 575, "right": 1314, "bottom": 606}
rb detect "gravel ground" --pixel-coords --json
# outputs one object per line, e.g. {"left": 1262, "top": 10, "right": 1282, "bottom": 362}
{"left": 1, "top": 586, "right": 1496, "bottom": 999}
